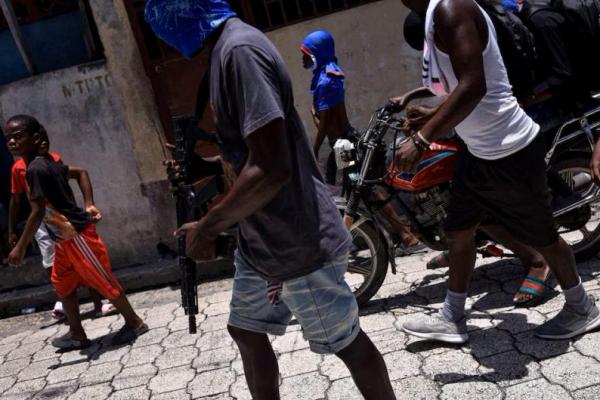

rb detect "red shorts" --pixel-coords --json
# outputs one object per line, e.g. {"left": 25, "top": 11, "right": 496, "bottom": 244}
{"left": 51, "top": 225, "right": 123, "bottom": 300}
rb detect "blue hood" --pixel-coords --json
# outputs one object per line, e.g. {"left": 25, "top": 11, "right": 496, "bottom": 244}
{"left": 144, "top": 0, "right": 236, "bottom": 59}
{"left": 301, "top": 30, "right": 344, "bottom": 92}
{"left": 501, "top": 0, "right": 524, "bottom": 12}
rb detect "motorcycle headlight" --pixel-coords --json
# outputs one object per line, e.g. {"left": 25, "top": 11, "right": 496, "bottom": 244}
{"left": 333, "top": 139, "right": 356, "bottom": 169}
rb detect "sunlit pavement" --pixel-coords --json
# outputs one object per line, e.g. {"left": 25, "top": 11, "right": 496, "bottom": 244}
{"left": 1, "top": 250, "right": 600, "bottom": 399}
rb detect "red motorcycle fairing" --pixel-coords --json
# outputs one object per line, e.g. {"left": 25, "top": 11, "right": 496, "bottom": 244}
{"left": 384, "top": 138, "right": 463, "bottom": 192}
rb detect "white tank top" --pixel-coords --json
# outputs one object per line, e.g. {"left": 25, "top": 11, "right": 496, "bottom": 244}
{"left": 423, "top": 0, "right": 540, "bottom": 160}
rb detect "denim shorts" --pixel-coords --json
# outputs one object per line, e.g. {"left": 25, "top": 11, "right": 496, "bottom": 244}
{"left": 228, "top": 252, "right": 360, "bottom": 354}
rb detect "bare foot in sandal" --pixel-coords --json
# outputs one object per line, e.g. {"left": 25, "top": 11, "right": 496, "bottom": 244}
{"left": 514, "top": 264, "right": 551, "bottom": 306}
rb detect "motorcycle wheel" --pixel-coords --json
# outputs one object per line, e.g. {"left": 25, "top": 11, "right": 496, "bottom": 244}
{"left": 555, "top": 156, "right": 600, "bottom": 261}
{"left": 346, "top": 221, "right": 389, "bottom": 306}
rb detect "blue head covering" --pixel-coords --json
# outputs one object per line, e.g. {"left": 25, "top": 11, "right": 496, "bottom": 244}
{"left": 301, "top": 30, "right": 345, "bottom": 112}
{"left": 501, "top": 0, "right": 523, "bottom": 12}
{"left": 144, "top": 0, "right": 236, "bottom": 59}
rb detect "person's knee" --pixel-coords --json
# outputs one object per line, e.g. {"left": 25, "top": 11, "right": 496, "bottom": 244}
{"left": 228, "top": 325, "right": 270, "bottom": 349}
{"left": 336, "top": 330, "right": 380, "bottom": 365}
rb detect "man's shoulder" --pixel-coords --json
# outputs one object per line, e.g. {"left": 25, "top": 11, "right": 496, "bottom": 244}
{"left": 216, "top": 18, "right": 275, "bottom": 61}
{"left": 435, "top": 0, "right": 479, "bottom": 19}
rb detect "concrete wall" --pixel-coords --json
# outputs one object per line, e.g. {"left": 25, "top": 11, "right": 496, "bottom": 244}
{"left": 88, "top": 0, "right": 168, "bottom": 183}
{"left": 266, "top": 0, "right": 422, "bottom": 136}
{"left": 0, "top": 61, "right": 169, "bottom": 267}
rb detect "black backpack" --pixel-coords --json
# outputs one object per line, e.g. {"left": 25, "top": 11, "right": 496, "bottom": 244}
{"left": 477, "top": 0, "right": 538, "bottom": 98}
{"left": 551, "top": 0, "right": 600, "bottom": 89}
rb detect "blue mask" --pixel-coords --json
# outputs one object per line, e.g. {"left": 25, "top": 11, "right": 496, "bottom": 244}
{"left": 144, "top": 0, "right": 236, "bottom": 59}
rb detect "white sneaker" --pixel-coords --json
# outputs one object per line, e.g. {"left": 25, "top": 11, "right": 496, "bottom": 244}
{"left": 402, "top": 311, "right": 469, "bottom": 344}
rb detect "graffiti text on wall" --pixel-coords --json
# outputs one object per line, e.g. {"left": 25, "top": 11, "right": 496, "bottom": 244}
{"left": 62, "top": 74, "right": 112, "bottom": 98}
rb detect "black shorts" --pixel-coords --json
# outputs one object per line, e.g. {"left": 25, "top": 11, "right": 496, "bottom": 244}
{"left": 444, "top": 134, "right": 559, "bottom": 247}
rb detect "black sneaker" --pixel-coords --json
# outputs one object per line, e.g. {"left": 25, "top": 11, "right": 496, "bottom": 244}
{"left": 111, "top": 322, "right": 149, "bottom": 346}
{"left": 51, "top": 333, "right": 91, "bottom": 351}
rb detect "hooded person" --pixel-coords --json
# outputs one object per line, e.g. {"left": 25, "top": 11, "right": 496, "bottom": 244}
{"left": 300, "top": 30, "right": 354, "bottom": 187}
{"left": 301, "top": 30, "right": 423, "bottom": 252}
{"left": 144, "top": 2, "right": 396, "bottom": 399}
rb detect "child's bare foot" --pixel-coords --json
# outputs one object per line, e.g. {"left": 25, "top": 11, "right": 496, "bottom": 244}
{"left": 51, "top": 301, "right": 66, "bottom": 320}
{"left": 94, "top": 303, "right": 117, "bottom": 318}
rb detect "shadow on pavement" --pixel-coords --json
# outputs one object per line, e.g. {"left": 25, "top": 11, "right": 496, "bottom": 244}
{"left": 364, "top": 256, "right": 600, "bottom": 386}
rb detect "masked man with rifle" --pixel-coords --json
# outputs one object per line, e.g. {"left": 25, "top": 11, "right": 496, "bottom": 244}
{"left": 144, "top": 1, "right": 395, "bottom": 399}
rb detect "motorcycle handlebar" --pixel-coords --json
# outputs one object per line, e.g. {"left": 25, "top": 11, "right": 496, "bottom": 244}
{"left": 382, "top": 101, "right": 403, "bottom": 114}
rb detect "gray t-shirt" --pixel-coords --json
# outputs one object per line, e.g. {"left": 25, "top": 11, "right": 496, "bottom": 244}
{"left": 210, "top": 18, "right": 351, "bottom": 282}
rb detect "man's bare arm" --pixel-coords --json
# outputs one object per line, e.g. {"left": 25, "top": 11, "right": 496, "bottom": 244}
{"left": 419, "top": 0, "right": 488, "bottom": 142}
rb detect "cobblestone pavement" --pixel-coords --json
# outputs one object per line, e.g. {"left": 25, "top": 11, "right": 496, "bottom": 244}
{"left": 1, "top": 251, "right": 600, "bottom": 399}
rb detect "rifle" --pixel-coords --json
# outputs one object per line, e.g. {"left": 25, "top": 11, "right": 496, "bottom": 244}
{"left": 172, "top": 116, "right": 221, "bottom": 334}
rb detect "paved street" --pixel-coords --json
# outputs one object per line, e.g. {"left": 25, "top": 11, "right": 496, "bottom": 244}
{"left": 1, "top": 251, "right": 600, "bottom": 399}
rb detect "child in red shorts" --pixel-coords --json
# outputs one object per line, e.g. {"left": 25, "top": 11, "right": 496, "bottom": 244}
{"left": 5, "top": 115, "right": 147, "bottom": 350}
{"left": 10, "top": 145, "right": 116, "bottom": 320}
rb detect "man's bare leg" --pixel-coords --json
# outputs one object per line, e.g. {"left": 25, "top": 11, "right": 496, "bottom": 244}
{"left": 534, "top": 238, "right": 579, "bottom": 290}
{"left": 447, "top": 227, "right": 479, "bottom": 294}
{"left": 228, "top": 325, "right": 280, "bottom": 400}
{"left": 229, "top": 325, "right": 395, "bottom": 400}
{"left": 336, "top": 330, "right": 396, "bottom": 400}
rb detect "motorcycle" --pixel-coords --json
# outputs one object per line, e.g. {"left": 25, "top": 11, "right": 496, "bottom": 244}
{"left": 336, "top": 102, "right": 600, "bottom": 306}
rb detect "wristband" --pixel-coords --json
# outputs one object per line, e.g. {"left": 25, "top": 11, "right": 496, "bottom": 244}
{"left": 417, "top": 131, "right": 431, "bottom": 146}
{"left": 412, "top": 133, "right": 430, "bottom": 153}
{"left": 411, "top": 135, "right": 427, "bottom": 154}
